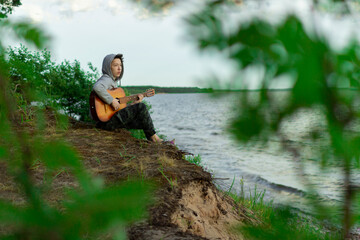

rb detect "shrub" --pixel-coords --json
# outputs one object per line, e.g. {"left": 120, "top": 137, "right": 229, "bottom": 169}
{"left": 7, "top": 44, "right": 99, "bottom": 121}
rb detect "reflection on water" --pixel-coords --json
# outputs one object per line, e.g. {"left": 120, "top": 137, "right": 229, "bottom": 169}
{"left": 146, "top": 92, "right": 360, "bottom": 213}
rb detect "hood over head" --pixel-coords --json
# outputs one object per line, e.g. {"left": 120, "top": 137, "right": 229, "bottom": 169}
{"left": 102, "top": 53, "right": 124, "bottom": 81}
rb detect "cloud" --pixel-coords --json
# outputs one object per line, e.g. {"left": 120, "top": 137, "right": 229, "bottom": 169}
{"left": 72, "top": 0, "right": 98, "bottom": 12}
{"left": 10, "top": 0, "right": 170, "bottom": 23}
{"left": 12, "top": 0, "right": 106, "bottom": 20}
{"left": 54, "top": 0, "right": 103, "bottom": 16}
{"left": 106, "top": 0, "right": 126, "bottom": 15}
{"left": 54, "top": 0, "right": 132, "bottom": 16}
{"left": 25, "top": 5, "right": 44, "bottom": 22}
{"left": 9, "top": 0, "right": 45, "bottom": 23}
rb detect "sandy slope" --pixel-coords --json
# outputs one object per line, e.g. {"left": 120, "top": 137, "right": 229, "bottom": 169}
{"left": 0, "top": 115, "right": 257, "bottom": 239}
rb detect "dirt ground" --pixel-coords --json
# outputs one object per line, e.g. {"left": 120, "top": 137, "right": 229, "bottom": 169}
{"left": 0, "top": 112, "right": 258, "bottom": 240}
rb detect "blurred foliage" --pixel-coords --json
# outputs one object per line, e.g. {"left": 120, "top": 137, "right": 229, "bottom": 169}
{"left": 229, "top": 182, "right": 340, "bottom": 240}
{"left": 131, "top": 0, "right": 242, "bottom": 13}
{"left": 180, "top": 0, "right": 360, "bottom": 239}
{"left": 131, "top": 0, "right": 176, "bottom": 14}
{"left": 184, "top": 1, "right": 360, "bottom": 165}
{"left": 7, "top": 44, "right": 99, "bottom": 122}
{"left": 0, "top": 14, "right": 153, "bottom": 240}
{"left": 0, "top": 20, "right": 50, "bottom": 54}
{"left": 0, "top": 0, "right": 21, "bottom": 19}
{"left": 240, "top": 206, "right": 340, "bottom": 240}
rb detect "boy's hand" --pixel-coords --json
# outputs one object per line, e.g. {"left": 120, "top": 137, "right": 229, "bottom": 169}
{"left": 133, "top": 94, "right": 144, "bottom": 104}
{"left": 111, "top": 98, "right": 120, "bottom": 110}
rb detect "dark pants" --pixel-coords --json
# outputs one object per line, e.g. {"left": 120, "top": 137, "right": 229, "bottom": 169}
{"left": 96, "top": 103, "right": 156, "bottom": 140}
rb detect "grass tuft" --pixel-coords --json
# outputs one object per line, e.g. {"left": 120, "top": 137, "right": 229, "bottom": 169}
{"left": 227, "top": 178, "right": 341, "bottom": 240}
{"left": 184, "top": 154, "right": 202, "bottom": 167}
{"left": 158, "top": 154, "right": 175, "bottom": 167}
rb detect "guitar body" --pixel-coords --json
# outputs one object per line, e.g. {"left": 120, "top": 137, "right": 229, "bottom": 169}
{"left": 89, "top": 87, "right": 155, "bottom": 122}
{"left": 90, "top": 88, "right": 126, "bottom": 122}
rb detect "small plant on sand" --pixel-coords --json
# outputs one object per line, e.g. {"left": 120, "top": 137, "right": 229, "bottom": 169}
{"left": 158, "top": 167, "right": 177, "bottom": 189}
{"left": 119, "top": 144, "right": 135, "bottom": 161}
{"left": 184, "top": 154, "right": 214, "bottom": 175}
{"left": 184, "top": 154, "right": 202, "bottom": 166}
{"left": 225, "top": 176, "right": 236, "bottom": 196}
{"left": 228, "top": 178, "right": 271, "bottom": 220}
{"left": 94, "top": 157, "right": 101, "bottom": 165}
{"left": 137, "top": 161, "right": 146, "bottom": 182}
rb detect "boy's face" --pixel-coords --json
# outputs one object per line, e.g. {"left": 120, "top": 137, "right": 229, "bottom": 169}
{"left": 111, "top": 58, "right": 122, "bottom": 78}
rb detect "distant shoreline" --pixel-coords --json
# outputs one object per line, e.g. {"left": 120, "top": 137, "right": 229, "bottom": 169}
{"left": 123, "top": 85, "right": 359, "bottom": 94}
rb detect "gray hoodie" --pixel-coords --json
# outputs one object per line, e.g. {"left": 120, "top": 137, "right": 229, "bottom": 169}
{"left": 93, "top": 53, "right": 124, "bottom": 104}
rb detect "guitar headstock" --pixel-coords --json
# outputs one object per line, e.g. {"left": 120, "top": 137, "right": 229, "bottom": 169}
{"left": 144, "top": 89, "right": 155, "bottom": 97}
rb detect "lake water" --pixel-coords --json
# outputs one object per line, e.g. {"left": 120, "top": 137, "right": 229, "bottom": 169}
{"left": 146, "top": 92, "right": 360, "bottom": 213}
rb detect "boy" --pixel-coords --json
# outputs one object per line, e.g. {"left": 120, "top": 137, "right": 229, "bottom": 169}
{"left": 92, "top": 53, "right": 162, "bottom": 143}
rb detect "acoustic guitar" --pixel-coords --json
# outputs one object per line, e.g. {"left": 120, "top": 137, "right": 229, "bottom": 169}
{"left": 89, "top": 88, "right": 155, "bottom": 122}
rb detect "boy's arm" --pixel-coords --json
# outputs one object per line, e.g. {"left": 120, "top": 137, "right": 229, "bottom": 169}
{"left": 93, "top": 80, "right": 114, "bottom": 105}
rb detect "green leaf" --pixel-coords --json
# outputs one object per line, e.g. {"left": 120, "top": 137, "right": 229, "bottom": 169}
{"left": 0, "top": 146, "right": 6, "bottom": 158}
{"left": 0, "top": 20, "right": 50, "bottom": 49}
{"left": 38, "top": 140, "right": 82, "bottom": 171}
{"left": 230, "top": 107, "right": 265, "bottom": 142}
{"left": 61, "top": 181, "right": 154, "bottom": 238}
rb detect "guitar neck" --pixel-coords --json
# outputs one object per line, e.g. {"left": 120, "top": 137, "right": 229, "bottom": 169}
{"left": 118, "top": 92, "right": 147, "bottom": 104}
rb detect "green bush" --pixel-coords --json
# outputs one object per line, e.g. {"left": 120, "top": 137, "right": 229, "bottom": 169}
{"left": 7, "top": 44, "right": 99, "bottom": 121}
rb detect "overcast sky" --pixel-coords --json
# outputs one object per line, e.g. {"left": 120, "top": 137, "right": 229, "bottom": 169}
{"left": 7, "top": 0, "right": 360, "bottom": 88}
{"left": 8, "top": 0, "right": 233, "bottom": 87}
